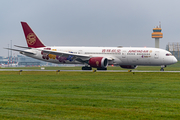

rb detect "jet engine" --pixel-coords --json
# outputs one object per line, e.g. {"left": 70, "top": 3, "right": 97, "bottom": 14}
{"left": 120, "top": 65, "right": 137, "bottom": 69}
{"left": 89, "top": 57, "right": 108, "bottom": 68}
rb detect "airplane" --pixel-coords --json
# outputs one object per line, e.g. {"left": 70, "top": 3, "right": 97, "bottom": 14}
{"left": 5, "top": 22, "right": 178, "bottom": 71}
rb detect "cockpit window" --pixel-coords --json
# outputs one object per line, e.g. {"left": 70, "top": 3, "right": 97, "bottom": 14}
{"left": 166, "top": 53, "right": 173, "bottom": 56}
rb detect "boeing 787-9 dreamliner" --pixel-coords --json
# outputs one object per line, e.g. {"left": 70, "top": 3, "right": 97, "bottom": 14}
{"left": 5, "top": 22, "right": 178, "bottom": 71}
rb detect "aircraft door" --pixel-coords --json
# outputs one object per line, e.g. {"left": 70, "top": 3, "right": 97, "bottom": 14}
{"left": 154, "top": 51, "right": 159, "bottom": 59}
{"left": 122, "top": 51, "right": 126, "bottom": 58}
{"left": 120, "top": 50, "right": 128, "bottom": 64}
{"left": 152, "top": 51, "right": 162, "bottom": 65}
{"left": 78, "top": 50, "right": 84, "bottom": 54}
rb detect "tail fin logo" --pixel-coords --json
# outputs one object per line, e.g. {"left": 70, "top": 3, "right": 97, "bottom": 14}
{"left": 26, "top": 33, "right": 36, "bottom": 45}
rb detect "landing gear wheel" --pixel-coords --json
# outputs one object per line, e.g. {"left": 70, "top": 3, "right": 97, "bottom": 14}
{"left": 160, "top": 68, "right": 164, "bottom": 71}
{"left": 82, "top": 66, "right": 92, "bottom": 70}
{"left": 160, "top": 65, "right": 166, "bottom": 71}
{"left": 97, "top": 68, "right": 107, "bottom": 70}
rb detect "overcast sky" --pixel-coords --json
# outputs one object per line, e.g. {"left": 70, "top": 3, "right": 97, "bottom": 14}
{"left": 1, "top": 0, "right": 180, "bottom": 56}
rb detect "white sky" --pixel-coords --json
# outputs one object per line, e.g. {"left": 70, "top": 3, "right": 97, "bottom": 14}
{"left": 1, "top": 0, "right": 180, "bottom": 56}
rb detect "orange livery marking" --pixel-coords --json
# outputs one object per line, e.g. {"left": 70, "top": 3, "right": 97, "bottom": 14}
{"left": 96, "top": 61, "right": 99, "bottom": 66}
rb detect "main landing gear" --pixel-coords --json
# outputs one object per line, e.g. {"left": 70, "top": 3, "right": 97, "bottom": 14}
{"left": 97, "top": 68, "right": 107, "bottom": 70}
{"left": 160, "top": 65, "right": 166, "bottom": 71}
{"left": 82, "top": 66, "right": 107, "bottom": 70}
{"left": 82, "top": 66, "right": 92, "bottom": 70}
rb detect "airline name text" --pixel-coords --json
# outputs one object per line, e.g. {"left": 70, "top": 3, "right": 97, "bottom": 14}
{"left": 102, "top": 49, "right": 121, "bottom": 53}
{"left": 128, "top": 50, "right": 149, "bottom": 53}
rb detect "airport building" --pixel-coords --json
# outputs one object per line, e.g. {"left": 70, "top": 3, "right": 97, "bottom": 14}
{"left": 0, "top": 56, "right": 9, "bottom": 65}
{"left": 17, "top": 55, "right": 41, "bottom": 66}
{"left": 166, "top": 42, "right": 180, "bottom": 60}
{"left": 0, "top": 55, "right": 77, "bottom": 67}
{"left": 0, "top": 55, "right": 53, "bottom": 67}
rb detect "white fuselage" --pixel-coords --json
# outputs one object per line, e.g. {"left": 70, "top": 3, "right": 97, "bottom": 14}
{"left": 22, "top": 46, "right": 177, "bottom": 66}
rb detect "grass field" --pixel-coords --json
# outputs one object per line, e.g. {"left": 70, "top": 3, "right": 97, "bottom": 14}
{"left": 0, "top": 71, "right": 180, "bottom": 119}
{"left": 0, "top": 62, "right": 180, "bottom": 71}
{"left": 1, "top": 61, "right": 180, "bottom": 71}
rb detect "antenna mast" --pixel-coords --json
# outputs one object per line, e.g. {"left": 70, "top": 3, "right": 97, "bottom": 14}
{"left": 159, "top": 21, "right": 161, "bottom": 28}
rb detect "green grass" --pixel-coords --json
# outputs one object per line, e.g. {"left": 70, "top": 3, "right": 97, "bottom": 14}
{"left": 0, "top": 71, "right": 180, "bottom": 119}
{"left": 1, "top": 61, "right": 180, "bottom": 71}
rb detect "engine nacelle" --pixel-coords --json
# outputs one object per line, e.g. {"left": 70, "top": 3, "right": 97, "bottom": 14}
{"left": 120, "top": 65, "right": 137, "bottom": 69}
{"left": 89, "top": 57, "right": 108, "bottom": 68}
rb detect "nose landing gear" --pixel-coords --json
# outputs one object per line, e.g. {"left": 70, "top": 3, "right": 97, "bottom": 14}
{"left": 160, "top": 65, "right": 166, "bottom": 71}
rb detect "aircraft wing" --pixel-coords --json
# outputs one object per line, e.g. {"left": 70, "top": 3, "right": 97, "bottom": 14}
{"left": 41, "top": 49, "right": 90, "bottom": 61}
{"left": 40, "top": 49, "right": 115, "bottom": 62}
{"left": 4, "top": 48, "right": 36, "bottom": 55}
{"left": 4, "top": 47, "right": 115, "bottom": 63}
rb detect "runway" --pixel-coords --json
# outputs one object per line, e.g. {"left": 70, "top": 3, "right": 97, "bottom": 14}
{"left": 0, "top": 69, "right": 180, "bottom": 72}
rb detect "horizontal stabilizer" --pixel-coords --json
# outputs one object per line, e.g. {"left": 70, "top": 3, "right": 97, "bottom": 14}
{"left": 14, "top": 45, "right": 32, "bottom": 49}
{"left": 4, "top": 48, "right": 36, "bottom": 55}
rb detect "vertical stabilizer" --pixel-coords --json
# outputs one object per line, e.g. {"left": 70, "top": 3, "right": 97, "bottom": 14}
{"left": 21, "top": 22, "right": 46, "bottom": 48}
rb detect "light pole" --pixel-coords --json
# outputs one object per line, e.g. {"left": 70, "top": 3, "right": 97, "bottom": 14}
{"left": 8, "top": 44, "right": 9, "bottom": 67}
{"left": 11, "top": 40, "right": 12, "bottom": 67}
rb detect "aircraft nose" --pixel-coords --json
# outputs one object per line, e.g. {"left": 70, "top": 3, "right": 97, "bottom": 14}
{"left": 172, "top": 57, "right": 178, "bottom": 64}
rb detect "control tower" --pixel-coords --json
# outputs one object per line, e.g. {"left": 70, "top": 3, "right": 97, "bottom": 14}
{"left": 152, "top": 23, "right": 163, "bottom": 48}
